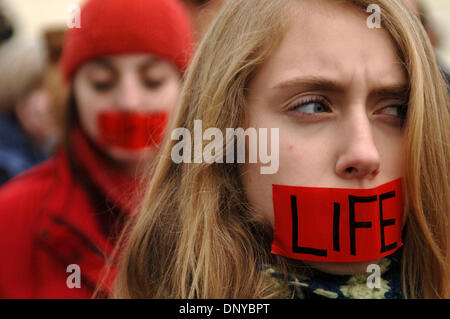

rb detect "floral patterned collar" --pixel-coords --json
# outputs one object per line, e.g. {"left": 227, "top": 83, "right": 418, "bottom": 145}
{"left": 264, "top": 248, "right": 403, "bottom": 299}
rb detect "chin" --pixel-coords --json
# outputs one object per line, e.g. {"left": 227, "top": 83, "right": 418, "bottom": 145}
{"left": 106, "top": 147, "right": 157, "bottom": 167}
{"left": 304, "top": 259, "right": 382, "bottom": 275}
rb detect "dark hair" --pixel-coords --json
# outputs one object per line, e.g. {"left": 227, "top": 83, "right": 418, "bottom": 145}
{"left": 0, "top": 6, "right": 13, "bottom": 44}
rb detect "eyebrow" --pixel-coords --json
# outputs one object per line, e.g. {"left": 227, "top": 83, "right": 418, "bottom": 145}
{"left": 272, "top": 76, "right": 410, "bottom": 101}
{"left": 272, "top": 76, "right": 346, "bottom": 92}
{"left": 371, "top": 84, "right": 410, "bottom": 101}
{"left": 138, "top": 57, "right": 163, "bottom": 73}
{"left": 86, "top": 59, "right": 117, "bottom": 79}
{"left": 90, "top": 58, "right": 115, "bottom": 71}
{"left": 89, "top": 56, "right": 162, "bottom": 74}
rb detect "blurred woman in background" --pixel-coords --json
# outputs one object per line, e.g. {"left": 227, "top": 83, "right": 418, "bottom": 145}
{"left": 0, "top": 0, "right": 193, "bottom": 298}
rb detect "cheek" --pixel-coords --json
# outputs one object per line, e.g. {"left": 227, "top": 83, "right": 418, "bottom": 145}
{"left": 240, "top": 163, "right": 276, "bottom": 224}
{"left": 277, "top": 130, "right": 333, "bottom": 186}
{"left": 240, "top": 103, "right": 335, "bottom": 225}
{"left": 375, "top": 130, "right": 405, "bottom": 178}
{"left": 241, "top": 130, "right": 332, "bottom": 225}
{"left": 74, "top": 89, "right": 111, "bottom": 142}
{"left": 77, "top": 103, "right": 97, "bottom": 138}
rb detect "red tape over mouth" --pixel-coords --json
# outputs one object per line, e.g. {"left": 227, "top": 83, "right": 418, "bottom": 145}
{"left": 271, "top": 178, "right": 404, "bottom": 263}
{"left": 97, "top": 110, "right": 168, "bottom": 151}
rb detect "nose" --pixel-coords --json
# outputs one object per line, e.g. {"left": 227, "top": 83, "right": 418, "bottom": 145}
{"left": 116, "top": 73, "right": 143, "bottom": 110}
{"left": 335, "top": 112, "right": 381, "bottom": 180}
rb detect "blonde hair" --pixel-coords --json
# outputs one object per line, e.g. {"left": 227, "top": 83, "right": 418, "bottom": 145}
{"left": 113, "top": 0, "right": 450, "bottom": 298}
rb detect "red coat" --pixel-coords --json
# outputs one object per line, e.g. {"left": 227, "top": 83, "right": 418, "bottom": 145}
{"left": 0, "top": 128, "right": 140, "bottom": 298}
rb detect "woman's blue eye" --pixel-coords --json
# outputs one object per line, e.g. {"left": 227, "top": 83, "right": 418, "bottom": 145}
{"left": 293, "top": 101, "right": 329, "bottom": 114}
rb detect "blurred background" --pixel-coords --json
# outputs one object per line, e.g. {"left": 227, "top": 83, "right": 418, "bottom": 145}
{"left": 0, "top": 0, "right": 448, "bottom": 183}
{"left": 431, "top": 0, "right": 450, "bottom": 69}
{"left": 2, "top": 0, "right": 450, "bottom": 68}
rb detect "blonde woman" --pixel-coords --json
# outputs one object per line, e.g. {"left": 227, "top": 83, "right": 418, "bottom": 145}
{"left": 114, "top": 0, "right": 449, "bottom": 299}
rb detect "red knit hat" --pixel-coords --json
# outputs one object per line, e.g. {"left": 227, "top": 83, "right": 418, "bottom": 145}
{"left": 61, "top": 0, "right": 194, "bottom": 81}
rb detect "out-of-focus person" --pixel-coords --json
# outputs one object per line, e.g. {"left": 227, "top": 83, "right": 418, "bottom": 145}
{"left": 182, "top": 0, "right": 224, "bottom": 38}
{"left": 0, "top": 5, "right": 56, "bottom": 185}
{"left": 0, "top": 0, "right": 194, "bottom": 298}
{"left": 404, "top": 0, "right": 450, "bottom": 84}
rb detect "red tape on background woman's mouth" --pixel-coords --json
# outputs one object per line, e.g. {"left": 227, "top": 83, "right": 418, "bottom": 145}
{"left": 97, "top": 110, "right": 168, "bottom": 151}
{"left": 271, "top": 178, "right": 404, "bottom": 262}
